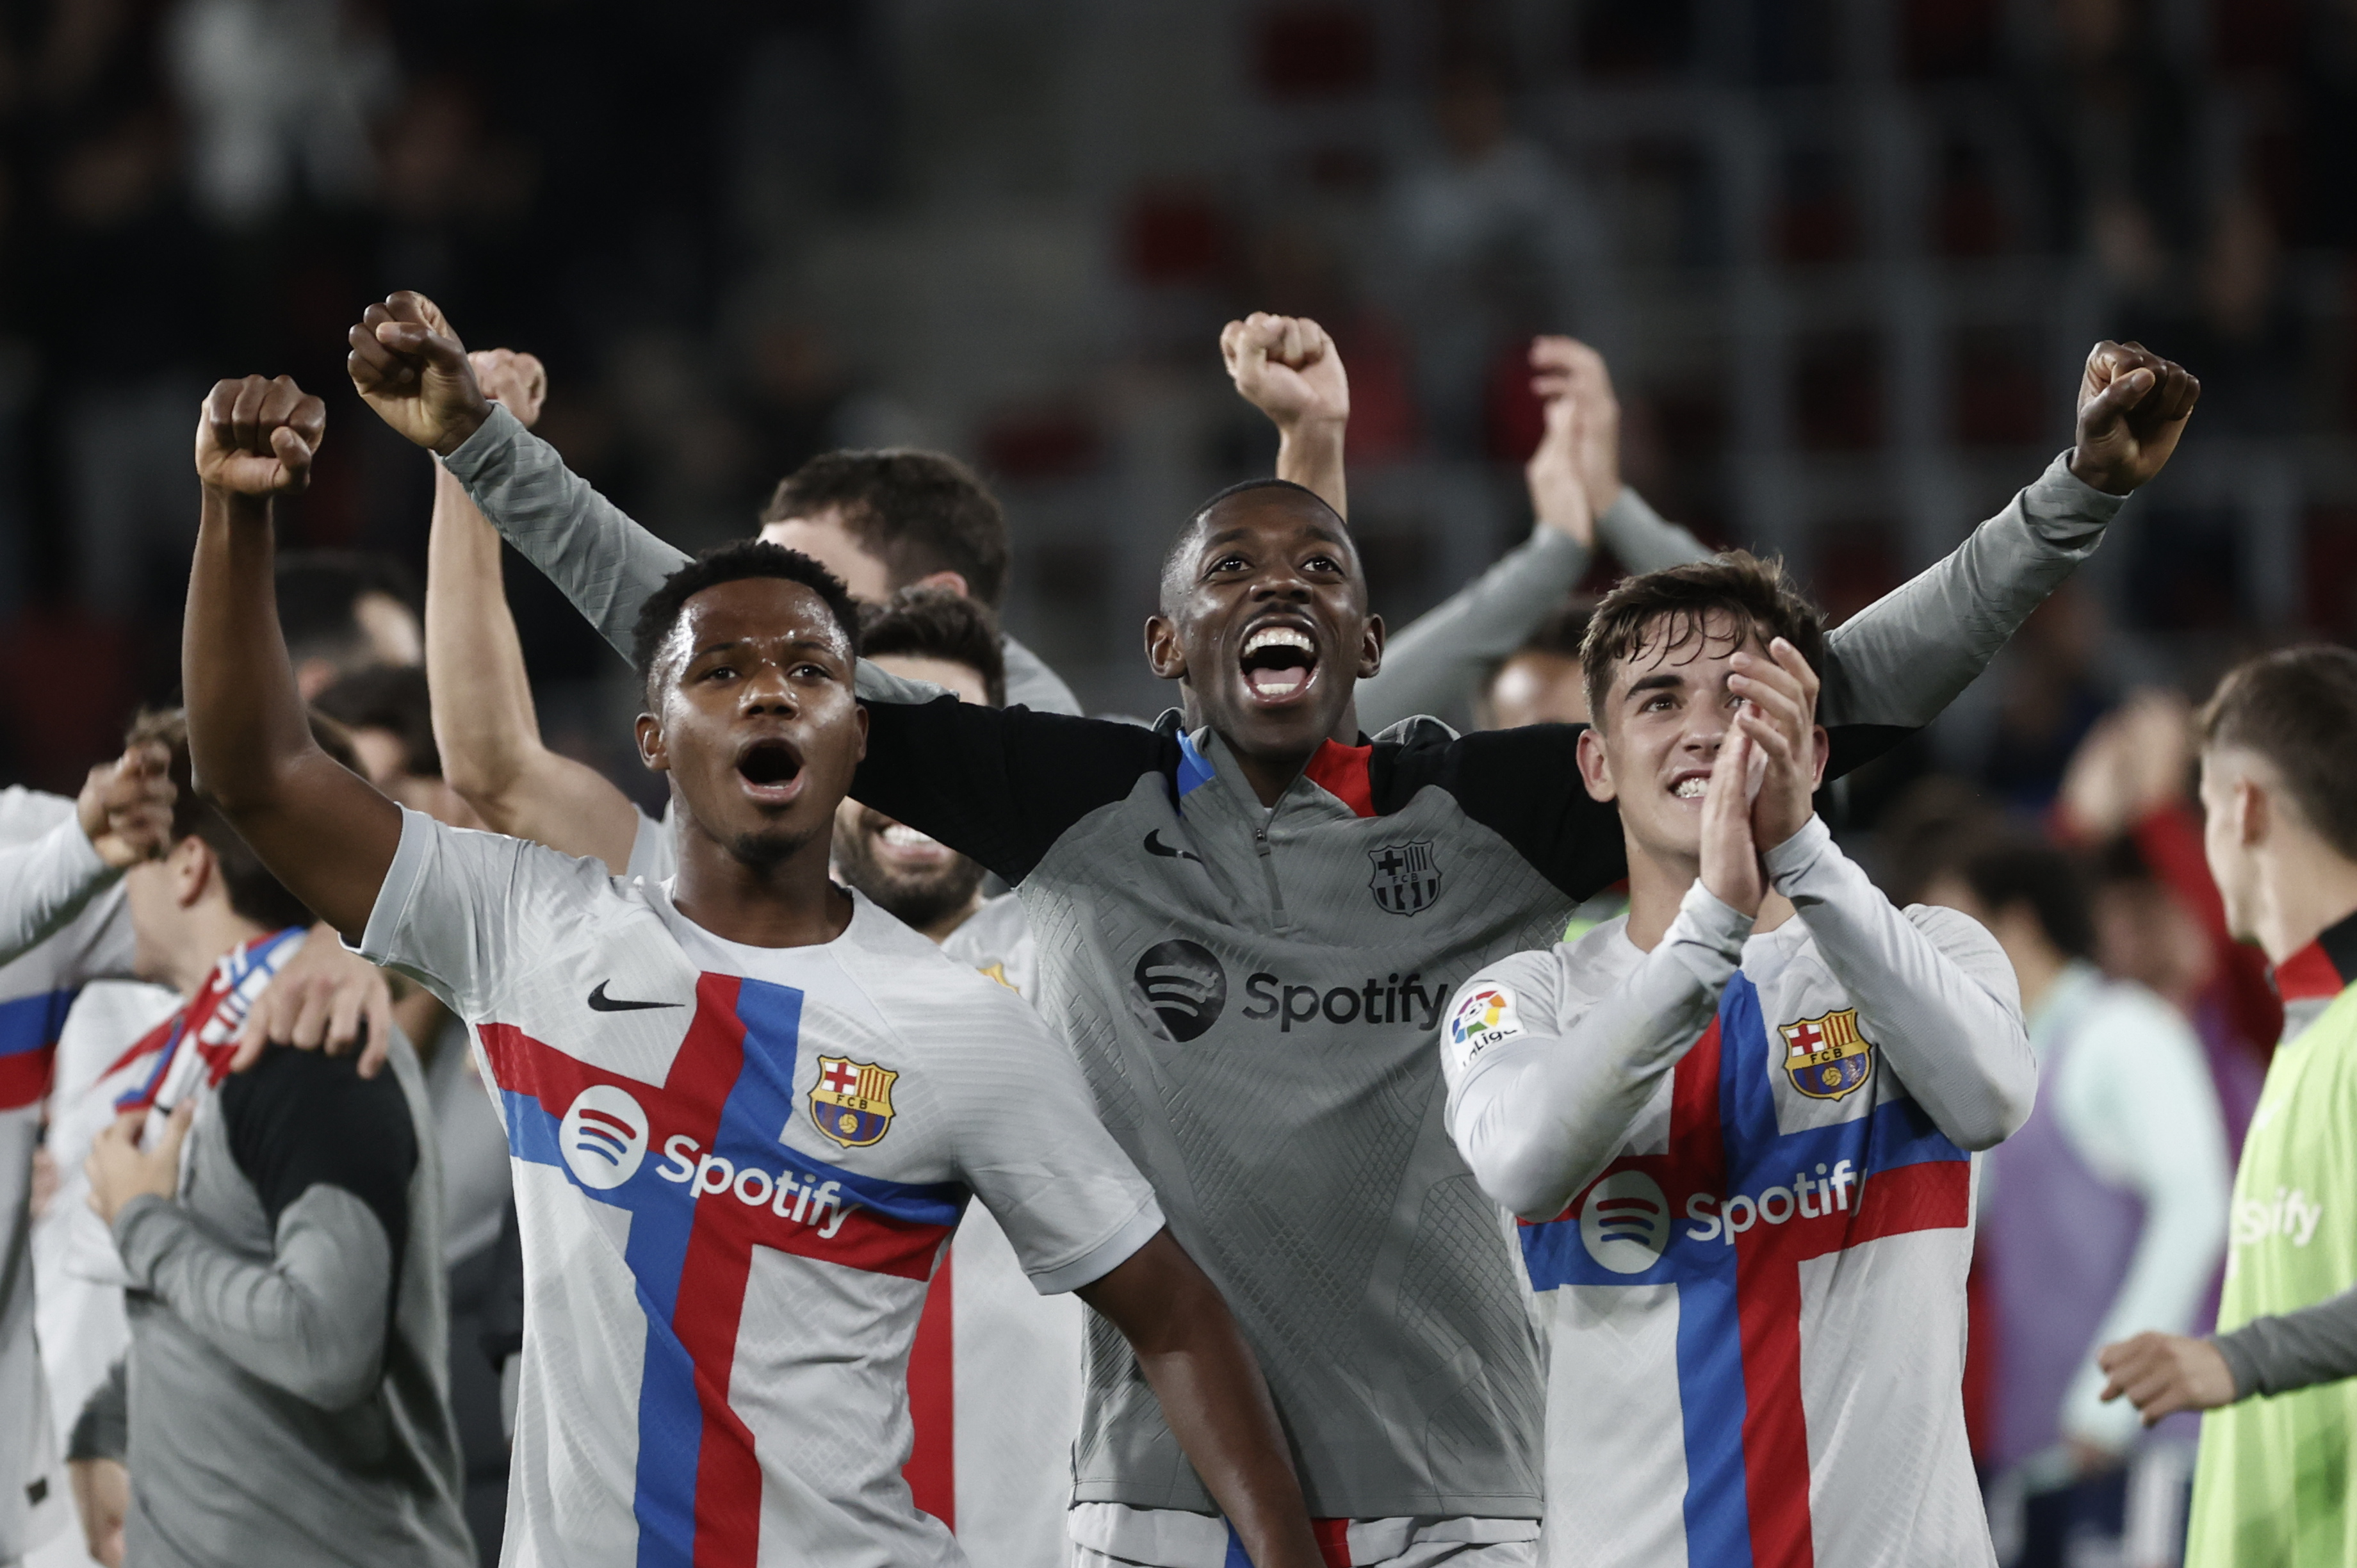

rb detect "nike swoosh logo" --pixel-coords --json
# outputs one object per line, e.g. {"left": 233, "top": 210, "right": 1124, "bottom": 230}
{"left": 587, "top": 981, "right": 681, "bottom": 1013}
{"left": 1144, "top": 830, "right": 1203, "bottom": 865}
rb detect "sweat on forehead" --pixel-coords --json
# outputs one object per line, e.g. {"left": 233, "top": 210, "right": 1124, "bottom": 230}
{"left": 631, "top": 541, "right": 862, "bottom": 694}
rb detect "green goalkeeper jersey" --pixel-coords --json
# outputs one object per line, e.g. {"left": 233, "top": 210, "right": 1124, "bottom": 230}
{"left": 2188, "top": 915, "right": 2357, "bottom": 1566}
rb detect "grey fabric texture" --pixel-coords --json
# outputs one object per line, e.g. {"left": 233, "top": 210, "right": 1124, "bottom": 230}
{"left": 441, "top": 406, "right": 2132, "bottom": 1523}
{"left": 2214, "top": 1287, "right": 2357, "bottom": 1400}
{"left": 105, "top": 1029, "right": 471, "bottom": 1568}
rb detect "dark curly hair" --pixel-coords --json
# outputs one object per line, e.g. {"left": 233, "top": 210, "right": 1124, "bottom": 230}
{"left": 630, "top": 542, "right": 861, "bottom": 697}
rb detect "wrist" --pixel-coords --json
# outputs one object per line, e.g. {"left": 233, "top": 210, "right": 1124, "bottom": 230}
{"left": 431, "top": 400, "right": 493, "bottom": 457}
{"left": 2065, "top": 446, "right": 2133, "bottom": 497}
{"left": 200, "top": 484, "right": 273, "bottom": 523}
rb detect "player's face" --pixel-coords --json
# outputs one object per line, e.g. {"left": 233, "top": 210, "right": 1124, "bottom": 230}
{"left": 1484, "top": 649, "right": 1588, "bottom": 729}
{"left": 832, "top": 653, "right": 989, "bottom": 933}
{"left": 640, "top": 578, "right": 867, "bottom": 868}
{"left": 1581, "top": 610, "right": 1766, "bottom": 867}
{"left": 1148, "top": 491, "right": 1382, "bottom": 764}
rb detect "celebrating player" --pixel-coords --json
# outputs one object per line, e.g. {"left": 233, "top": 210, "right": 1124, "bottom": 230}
{"left": 1439, "top": 556, "right": 2034, "bottom": 1565}
{"left": 352, "top": 289, "right": 2193, "bottom": 1564}
{"left": 177, "top": 373, "right": 1325, "bottom": 1568}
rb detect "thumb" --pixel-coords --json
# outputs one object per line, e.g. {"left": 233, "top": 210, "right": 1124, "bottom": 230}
{"left": 269, "top": 425, "right": 316, "bottom": 482}
{"left": 375, "top": 319, "right": 474, "bottom": 378}
{"left": 158, "top": 1100, "right": 197, "bottom": 1156}
{"left": 2080, "top": 365, "right": 2156, "bottom": 432}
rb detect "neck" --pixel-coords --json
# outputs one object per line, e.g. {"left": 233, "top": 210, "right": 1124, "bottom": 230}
{"left": 165, "top": 908, "right": 272, "bottom": 1000}
{"left": 671, "top": 815, "right": 854, "bottom": 949}
{"left": 2251, "top": 840, "right": 2357, "bottom": 967}
{"left": 2010, "top": 942, "right": 2073, "bottom": 1017}
{"left": 917, "top": 889, "right": 986, "bottom": 945}
{"left": 1621, "top": 842, "right": 1793, "bottom": 952}
{"left": 1207, "top": 702, "right": 1361, "bottom": 811}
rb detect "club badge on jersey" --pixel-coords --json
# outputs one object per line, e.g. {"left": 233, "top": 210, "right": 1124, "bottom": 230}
{"left": 1780, "top": 1007, "right": 1875, "bottom": 1101}
{"left": 809, "top": 1056, "right": 899, "bottom": 1147}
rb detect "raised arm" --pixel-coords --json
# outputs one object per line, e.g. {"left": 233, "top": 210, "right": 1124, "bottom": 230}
{"left": 1223, "top": 313, "right": 1348, "bottom": 518}
{"left": 1076, "top": 1230, "right": 1323, "bottom": 1568}
{"left": 348, "top": 291, "right": 687, "bottom": 662}
{"left": 1445, "top": 726, "right": 1766, "bottom": 1218}
{"left": 1816, "top": 341, "right": 2197, "bottom": 732}
{"left": 183, "top": 375, "right": 402, "bottom": 939}
{"left": 425, "top": 350, "right": 639, "bottom": 872}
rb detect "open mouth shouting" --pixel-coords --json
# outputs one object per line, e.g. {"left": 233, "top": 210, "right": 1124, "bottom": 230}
{"left": 735, "top": 735, "right": 808, "bottom": 806}
{"left": 1239, "top": 620, "right": 1319, "bottom": 706}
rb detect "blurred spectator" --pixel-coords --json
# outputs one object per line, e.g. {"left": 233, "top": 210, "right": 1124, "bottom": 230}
{"left": 2025, "top": 0, "right": 2196, "bottom": 267}
{"left": 1479, "top": 599, "right": 1592, "bottom": 730}
{"left": 1980, "top": 588, "right": 2116, "bottom": 811}
{"left": 273, "top": 551, "right": 421, "bottom": 699}
{"left": 2117, "top": 192, "right": 2300, "bottom": 439}
{"left": 1928, "top": 840, "right": 2228, "bottom": 1567}
{"left": 1385, "top": 64, "right": 1607, "bottom": 459}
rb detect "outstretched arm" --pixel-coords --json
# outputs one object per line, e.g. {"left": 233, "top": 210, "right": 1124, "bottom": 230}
{"left": 425, "top": 349, "right": 639, "bottom": 872}
{"left": 1817, "top": 342, "right": 2196, "bottom": 735}
{"left": 1077, "top": 1230, "right": 1323, "bottom": 1568}
{"left": 183, "top": 375, "right": 401, "bottom": 940}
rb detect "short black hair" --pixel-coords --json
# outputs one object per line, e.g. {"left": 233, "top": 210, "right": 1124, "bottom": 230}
{"left": 857, "top": 587, "right": 1007, "bottom": 707}
{"left": 2197, "top": 644, "right": 2357, "bottom": 860}
{"left": 314, "top": 664, "right": 439, "bottom": 778}
{"left": 760, "top": 450, "right": 1011, "bottom": 607}
{"left": 129, "top": 706, "right": 363, "bottom": 932}
{"left": 1581, "top": 551, "right": 1827, "bottom": 730}
{"left": 1157, "top": 478, "right": 1350, "bottom": 610}
{"left": 1953, "top": 838, "right": 2096, "bottom": 960}
{"left": 275, "top": 551, "right": 420, "bottom": 673}
{"left": 630, "top": 541, "right": 861, "bottom": 695}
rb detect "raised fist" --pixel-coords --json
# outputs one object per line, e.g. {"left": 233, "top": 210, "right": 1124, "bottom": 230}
{"left": 1221, "top": 312, "right": 1349, "bottom": 432}
{"left": 194, "top": 375, "right": 326, "bottom": 496}
{"left": 76, "top": 740, "right": 176, "bottom": 869}
{"left": 2069, "top": 341, "right": 2200, "bottom": 496}
{"left": 469, "top": 348, "right": 548, "bottom": 430}
{"left": 347, "top": 290, "right": 493, "bottom": 455}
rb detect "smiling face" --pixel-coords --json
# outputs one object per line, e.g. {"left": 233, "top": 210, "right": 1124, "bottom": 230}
{"left": 1145, "top": 486, "right": 1382, "bottom": 769}
{"left": 1578, "top": 607, "right": 1822, "bottom": 870}
{"left": 637, "top": 576, "right": 868, "bottom": 870}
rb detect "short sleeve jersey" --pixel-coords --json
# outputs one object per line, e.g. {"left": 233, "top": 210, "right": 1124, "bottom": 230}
{"left": 357, "top": 809, "right": 1164, "bottom": 1568}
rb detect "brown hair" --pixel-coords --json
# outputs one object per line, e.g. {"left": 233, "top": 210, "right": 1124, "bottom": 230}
{"left": 1579, "top": 551, "right": 1827, "bottom": 729}
{"left": 760, "top": 450, "right": 1010, "bottom": 608}
{"left": 2195, "top": 644, "right": 2357, "bottom": 859}
{"left": 127, "top": 708, "right": 363, "bottom": 932}
{"left": 856, "top": 587, "right": 1007, "bottom": 707}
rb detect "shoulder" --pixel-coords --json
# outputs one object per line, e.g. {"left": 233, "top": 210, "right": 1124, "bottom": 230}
{"left": 221, "top": 1035, "right": 418, "bottom": 1159}
{"left": 1902, "top": 901, "right": 2009, "bottom": 965}
{"left": 0, "top": 786, "right": 75, "bottom": 849}
{"left": 838, "top": 897, "right": 1048, "bottom": 1034}
{"left": 941, "top": 894, "right": 1029, "bottom": 964}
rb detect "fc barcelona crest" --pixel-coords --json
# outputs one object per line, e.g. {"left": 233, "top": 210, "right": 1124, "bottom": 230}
{"left": 1780, "top": 1008, "right": 1874, "bottom": 1101}
{"left": 1369, "top": 840, "right": 1442, "bottom": 917}
{"left": 810, "top": 1056, "right": 899, "bottom": 1147}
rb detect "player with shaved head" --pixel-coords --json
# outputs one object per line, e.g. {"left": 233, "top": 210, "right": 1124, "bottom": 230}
{"left": 351, "top": 288, "right": 2196, "bottom": 1565}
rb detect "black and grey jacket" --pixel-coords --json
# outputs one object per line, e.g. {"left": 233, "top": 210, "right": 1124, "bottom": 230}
{"left": 439, "top": 402, "right": 2126, "bottom": 1518}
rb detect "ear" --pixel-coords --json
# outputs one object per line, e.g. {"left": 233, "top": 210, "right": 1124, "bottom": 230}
{"left": 170, "top": 836, "right": 213, "bottom": 910}
{"left": 2237, "top": 776, "right": 2269, "bottom": 848}
{"left": 1357, "top": 614, "right": 1385, "bottom": 680}
{"left": 1145, "top": 614, "right": 1187, "bottom": 682}
{"left": 904, "top": 569, "right": 970, "bottom": 600}
{"left": 1806, "top": 724, "right": 1831, "bottom": 792}
{"left": 853, "top": 702, "right": 870, "bottom": 764}
{"left": 1576, "top": 725, "right": 1617, "bottom": 804}
{"left": 635, "top": 712, "right": 669, "bottom": 775}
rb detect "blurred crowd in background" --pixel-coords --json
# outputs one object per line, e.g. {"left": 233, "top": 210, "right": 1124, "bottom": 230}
{"left": 0, "top": 3, "right": 2351, "bottom": 1563}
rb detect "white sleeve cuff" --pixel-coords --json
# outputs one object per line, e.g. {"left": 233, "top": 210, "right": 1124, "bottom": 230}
{"left": 1761, "top": 813, "right": 1834, "bottom": 892}
{"left": 1029, "top": 1195, "right": 1167, "bottom": 1296}
{"left": 352, "top": 806, "right": 436, "bottom": 965}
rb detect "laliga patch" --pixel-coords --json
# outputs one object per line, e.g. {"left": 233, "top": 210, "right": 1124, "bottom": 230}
{"left": 810, "top": 1056, "right": 899, "bottom": 1148}
{"left": 1444, "top": 984, "right": 1524, "bottom": 1074}
{"left": 1780, "top": 1008, "right": 1874, "bottom": 1101}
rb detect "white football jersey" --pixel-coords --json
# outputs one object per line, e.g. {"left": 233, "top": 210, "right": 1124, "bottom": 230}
{"left": 359, "top": 808, "right": 1163, "bottom": 1568}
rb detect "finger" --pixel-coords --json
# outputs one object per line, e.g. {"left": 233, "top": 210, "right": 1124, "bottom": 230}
{"left": 158, "top": 1100, "right": 196, "bottom": 1154}
{"left": 257, "top": 374, "right": 302, "bottom": 432}
{"left": 325, "top": 977, "right": 365, "bottom": 1052}
{"left": 347, "top": 322, "right": 409, "bottom": 383}
{"left": 228, "top": 1013, "right": 270, "bottom": 1073}
{"left": 290, "top": 980, "right": 334, "bottom": 1050}
{"left": 1738, "top": 710, "right": 1799, "bottom": 772}
{"left": 362, "top": 978, "right": 392, "bottom": 1079}
{"left": 2080, "top": 365, "right": 2158, "bottom": 428}
{"left": 288, "top": 391, "right": 327, "bottom": 453}
{"left": 202, "top": 380, "right": 244, "bottom": 452}
{"left": 269, "top": 426, "right": 315, "bottom": 487}
{"left": 1218, "top": 319, "right": 1248, "bottom": 372}
{"left": 2158, "top": 363, "right": 2201, "bottom": 423}
{"left": 1765, "top": 637, "right": 1819, "bottom": 705}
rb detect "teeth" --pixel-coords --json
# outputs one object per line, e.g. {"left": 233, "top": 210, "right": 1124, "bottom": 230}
{"left": 879, "top": 825, "right": 940, "bottom": 850}
{"left": 1674, "top": 777, "right": 1708, "bottom": 799}
{"left": 1243, "top": 626, "right": 1314, "bottom": 658}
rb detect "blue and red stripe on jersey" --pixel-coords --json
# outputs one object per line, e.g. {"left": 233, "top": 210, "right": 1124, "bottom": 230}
{"left": 0, "top": 985, "right": 77, "bottom": 1109}
{"left": 482, "top": 972, "right": 966, "bottom": 1568}
{"left": 1518, "top": 973, "right": 1972, "bottom": 1568}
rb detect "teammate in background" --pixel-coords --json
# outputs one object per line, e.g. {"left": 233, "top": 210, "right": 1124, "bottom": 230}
{"left": 1480, "top": 602, "right": 1595, "bottom": 730}
{"left": 68, "top": 708, "right": 469, "bottom": 1568}
{"left": 181, "top": 374, "right": 1324, "bottom": 1568}
{"left": 2095, "top": 647, "right": 2357, "bottom": 1566}
{"left": 0, "top": 749, "right": 174, "bottom": 1568}
{"left": 1223, "top": 316, "right": 1709, "bottom": 732}
{"left": 370, "top": 284, "right": 2198, "bottom": 1563}
{"left": 1924, "top": 840, "right": 2226, "bottom": 1560}
{"left": 275, "top": 551, "right": 424, "bottom": 700}
{"left": 1439, "top": 556, "right": 2033, "bottom": 1567}
{"left": 314, "top": 662, "right": 516, "bottom": 1565}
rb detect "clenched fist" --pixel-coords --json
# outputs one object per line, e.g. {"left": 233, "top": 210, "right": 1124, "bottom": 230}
{"left": 2069, "top": 341, "right": 2200, "bottom": 496}
{"left": 77, "top": 740, "right": 176, "bottom": 869}
{"left": 470, "top": 347, "right": 548, "bottom": 429}
{"left": 347, "top": 290, "right": 494, "bottom": 455}
{"left": 195, "top": 376, "right": 327, "bottom": 496}
{"left": 1221, "top": 313, "right": 1349, "bottom": 433}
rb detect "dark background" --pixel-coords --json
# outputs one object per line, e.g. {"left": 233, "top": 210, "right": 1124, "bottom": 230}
{"left": 0, "top": 0, "right": 2349, "bottom": 822}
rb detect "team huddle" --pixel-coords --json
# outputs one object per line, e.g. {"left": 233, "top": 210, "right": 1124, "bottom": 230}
{"left": 38, "top": 281, "right": 2353, "bottom": 1568}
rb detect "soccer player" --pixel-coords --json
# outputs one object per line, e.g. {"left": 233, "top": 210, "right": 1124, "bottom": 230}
{"left": 354, "top": 291, "right": 2192, "bottom": 1564}
{"left": 1435, "top": 556, "right": 2034, "bottom": 1566}
{"left": 72, "top": 708, "right": 471, "bottom": 1568}
{"left": 2094, "top": 646, "right": 2357, "bottom": 1565}
{"left": 179, "top": 373, "right": 1325, "bottom": 1568}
